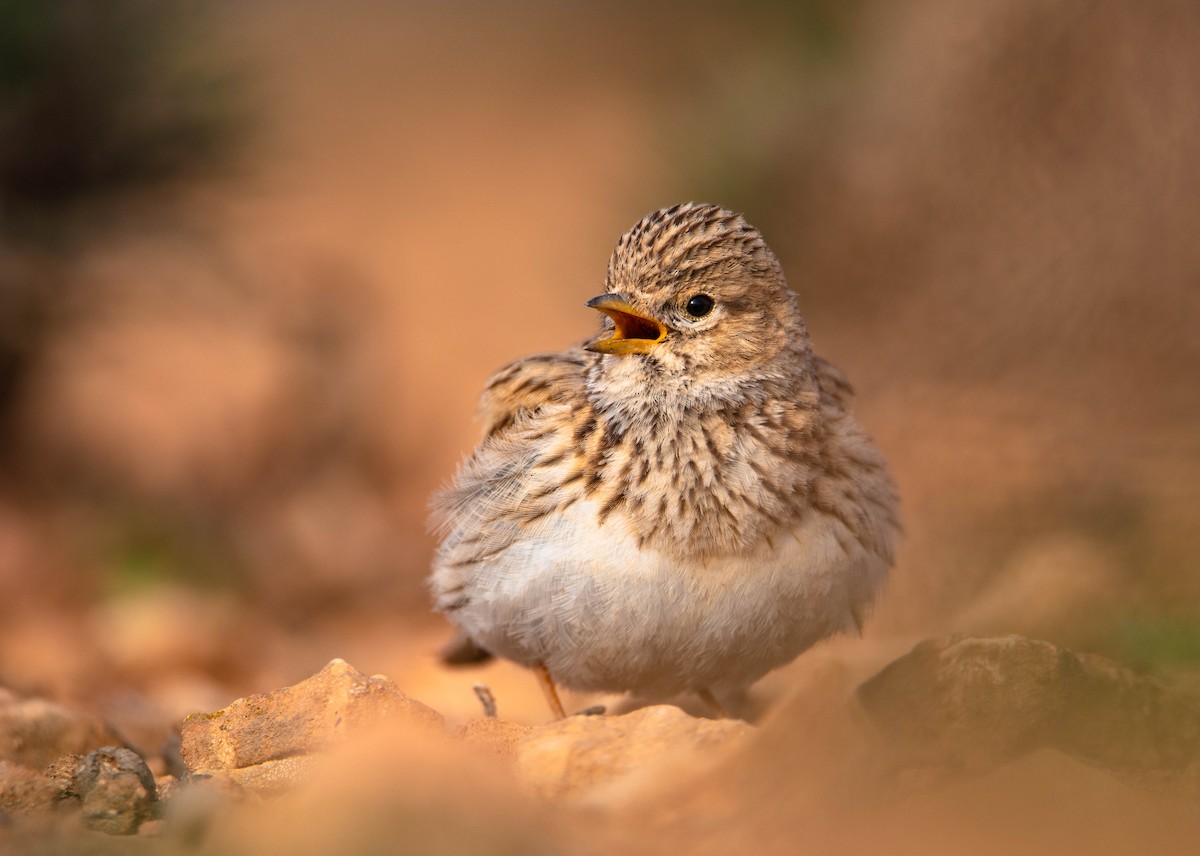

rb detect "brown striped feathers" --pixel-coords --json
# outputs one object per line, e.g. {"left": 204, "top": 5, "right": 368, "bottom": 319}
{"left": 429, "top": 204, "right": 899, "bottom": 709}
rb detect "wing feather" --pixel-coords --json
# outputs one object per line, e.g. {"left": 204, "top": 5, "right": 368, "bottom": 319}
{"left": 429, "top": 349, "right": 591, "bottom": 608}
{"left": 478, "top": 348, "right": 591, "bottom": 437}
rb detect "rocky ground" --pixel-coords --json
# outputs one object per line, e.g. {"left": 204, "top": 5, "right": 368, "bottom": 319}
{"left": 1, "top": 635, "right": 1197, "bottom": 855}
{"left": 1, "top": 3, "right": 1199, "bottom": 854}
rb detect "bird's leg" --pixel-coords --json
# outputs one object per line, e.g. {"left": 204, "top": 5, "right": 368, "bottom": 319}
{"left": 472, "top": 683, "right": 498, "bottom": 719}
{"left": 534, "top": 662, "right": 566, "bottom": 719}
{"left": 696, "top": 687, "right": 729, "bottom": 719}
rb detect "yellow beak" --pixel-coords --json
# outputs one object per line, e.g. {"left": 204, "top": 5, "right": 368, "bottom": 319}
{"left": 584, "top": 294, "right": 667, "bottom": 355}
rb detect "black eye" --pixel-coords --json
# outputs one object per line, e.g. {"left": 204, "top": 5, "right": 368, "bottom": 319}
{"left": 685, "top": 294, "right": 714, "bottom": 318}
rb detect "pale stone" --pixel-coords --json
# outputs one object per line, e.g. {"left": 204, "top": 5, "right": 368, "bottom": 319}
{"left": 179, "top": 659, "right": 444, "bottom": 795}
{"left": 456, "top": 718, "right": 532, "bottom": 763}
{"left": 515, "top": 704, "right": 751, "bottom": 803}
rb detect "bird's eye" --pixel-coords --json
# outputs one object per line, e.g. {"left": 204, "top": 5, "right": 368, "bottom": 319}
{"left": 685, "top": 294, "right": 714, "bottom": 318}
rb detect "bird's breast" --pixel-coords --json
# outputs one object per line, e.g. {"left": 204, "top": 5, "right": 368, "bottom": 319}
{"left": 455, "top": 496, "right": 869, "bottom": 694}
{"left": 569, "top": 403, "right": 821, "bottom": 561}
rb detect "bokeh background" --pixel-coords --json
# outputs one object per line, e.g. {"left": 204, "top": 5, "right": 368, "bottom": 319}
{"left": 1, "top": 0, "right": 1198, "bottom": 756}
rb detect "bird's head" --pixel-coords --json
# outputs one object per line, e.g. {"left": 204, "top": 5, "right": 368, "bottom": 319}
{"left": 585, "top": 203, "right": 811, "bottom": 396}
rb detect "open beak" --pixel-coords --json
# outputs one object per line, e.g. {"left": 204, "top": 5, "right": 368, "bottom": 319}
{"left": 584, "top": 294, "right": 667, "bottom": 355}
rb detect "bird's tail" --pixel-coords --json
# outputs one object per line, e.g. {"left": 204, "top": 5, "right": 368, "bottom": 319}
{"left": 439, "top": 628, "right": 494, "bottom": 666}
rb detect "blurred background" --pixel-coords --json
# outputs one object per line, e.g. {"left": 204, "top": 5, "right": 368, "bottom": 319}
{"left": 0, "top": 0, "right": 1197, "bottom": 747}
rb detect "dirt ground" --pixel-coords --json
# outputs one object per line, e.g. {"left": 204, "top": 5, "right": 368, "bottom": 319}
{"left": 1, "top": 1, "right": 1198, "bottom": 852}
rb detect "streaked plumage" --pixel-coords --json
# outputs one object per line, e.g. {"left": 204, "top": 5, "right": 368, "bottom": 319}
{"left": 430, "top": 203, "right": 899, "bottom": 712}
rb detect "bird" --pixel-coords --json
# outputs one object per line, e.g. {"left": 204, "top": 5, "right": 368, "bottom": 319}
{"left": 429, "top": 203, "right": 899, "bottom": 718}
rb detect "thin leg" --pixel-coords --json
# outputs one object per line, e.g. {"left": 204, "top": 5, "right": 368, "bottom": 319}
{"left": 534, "top": 662, "right": 566, "bottom": 719}
{"left": 696, "top": 687, "right": 728, "bottom": 719}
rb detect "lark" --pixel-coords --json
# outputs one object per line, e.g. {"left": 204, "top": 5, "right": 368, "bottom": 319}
{"left": 430, "top": 203, "right": 899, "bottom": 718}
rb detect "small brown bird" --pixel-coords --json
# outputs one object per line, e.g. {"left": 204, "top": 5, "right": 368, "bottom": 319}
{"left": 430, "top": 203, "right": 899, "bottom": 717}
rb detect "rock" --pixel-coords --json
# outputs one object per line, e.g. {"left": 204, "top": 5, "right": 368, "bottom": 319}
{"left": 71, "top": 747, "right": 157, "bottom": 835}
{"left": 180, "top": 659, "right": 444, "bottom": 792}
{"left": 0, "top": 760, "right": 58, "bottom": 816}
{"left": 153, "top": 773, "right": 180, "bottom": 806}
{"left": 158, "top": 770, "right": 252, "bottom": 848}
{"left": 0, "top": 687, "right": 127, "bottom": 768}
{"left": 200, "top": 756, "right": 319, "bottom": 796}
{"left": 456, "top": 718, "right": 532, "bottom": 763}
{"left": 515, "top": 704, "right": 751, "bottom": 803}
{"left": 203, "top": 723, "right": 561, "bottom": 856}
{"left": 42, "top": 753, "right": 83, "bottom": 799}
{"left": 857, "top": 635, "right": 1200, "bottom": 784}
{"left": 621, "top": 661, "right": 882, "bottom": 853}
{"left": 17, "top": 747, "right": 158, "bottom": 835}
{"left": 614, "top": 655, "right": 1200, "bottom": 856}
